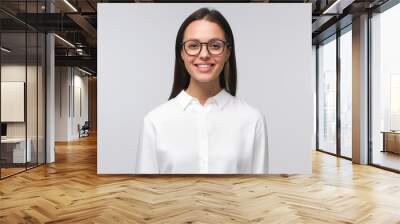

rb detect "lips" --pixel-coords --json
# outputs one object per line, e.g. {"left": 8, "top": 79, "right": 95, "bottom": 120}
{"left": 194, "top": 63, "right": 215, "bottom": 73}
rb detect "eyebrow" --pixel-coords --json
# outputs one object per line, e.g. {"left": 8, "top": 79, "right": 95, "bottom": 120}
{"left": 183, "top": 38, "right": 226, "bottom": 42}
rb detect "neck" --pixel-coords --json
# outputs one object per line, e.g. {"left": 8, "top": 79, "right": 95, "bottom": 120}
{"left": 186, "top": 78, "right": 222, "bottom": 105}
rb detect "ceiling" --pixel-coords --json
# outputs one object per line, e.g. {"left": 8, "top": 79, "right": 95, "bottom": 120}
{"left": 0, "top": 0, "right": 392, "bottom": 75}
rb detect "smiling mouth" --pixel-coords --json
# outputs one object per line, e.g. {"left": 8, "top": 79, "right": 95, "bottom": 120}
{"left": 194, "top": 63, "right": 215, "bottom": 72}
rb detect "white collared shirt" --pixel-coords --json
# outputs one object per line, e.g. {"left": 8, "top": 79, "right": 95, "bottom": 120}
{"left": 135, "top": 89, "right": 268, "bottom": 174}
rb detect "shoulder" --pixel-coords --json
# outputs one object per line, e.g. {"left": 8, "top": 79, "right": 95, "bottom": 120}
{"left": 230, "top": 96, "right": 264, "bottom": 121}
{"left": 143, "top": 98, "right": 180, "bottom": 123}
{"left": 231, "top": 97, "right": 266, "bottom": 134}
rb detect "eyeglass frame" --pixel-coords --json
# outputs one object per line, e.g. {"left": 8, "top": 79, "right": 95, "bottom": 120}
{"left": 181, "top": 39, "right": 230, "bottom": 57}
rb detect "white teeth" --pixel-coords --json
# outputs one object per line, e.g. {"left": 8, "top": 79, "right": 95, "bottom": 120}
{"left": 197, "top": 64, "right": 211, "bottom": 68}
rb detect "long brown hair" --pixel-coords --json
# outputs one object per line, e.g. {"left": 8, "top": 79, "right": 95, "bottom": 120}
{"left": 168, "top": 7, "right": 237, "bottom": 100}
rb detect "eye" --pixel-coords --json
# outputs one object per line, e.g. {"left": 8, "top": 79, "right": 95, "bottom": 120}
{"left": 209, "top": 41, "right": 223, "bottom": 50}
{"left": 186, "top": 41, "right": 200, "bottom": 49}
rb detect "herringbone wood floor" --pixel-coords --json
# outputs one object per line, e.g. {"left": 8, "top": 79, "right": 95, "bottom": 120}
{"left": 1, "top": 134, "right": 400, "bottom": 224}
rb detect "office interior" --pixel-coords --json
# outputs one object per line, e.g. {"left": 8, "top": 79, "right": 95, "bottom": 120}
{"left": 0, "top": 0, "right": 400, "bottom": 222}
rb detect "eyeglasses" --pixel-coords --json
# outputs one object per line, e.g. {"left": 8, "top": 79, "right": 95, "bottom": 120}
{"left": 182, "top": 39, "right": 229, "bottom": 56}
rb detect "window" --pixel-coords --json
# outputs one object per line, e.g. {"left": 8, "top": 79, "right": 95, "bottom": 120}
{"left": 318, "top": 36, "right": 337, "bottom": 154}
{"left": 340, "top": 28, "right": 352, "bottom": 158}
{"left": 371, "top": 3, "right": 400, "bottom": 171}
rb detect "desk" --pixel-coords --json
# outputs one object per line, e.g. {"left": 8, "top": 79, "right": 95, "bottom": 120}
{"left": 1, "top": 138, "right": 31, "bottom": 163}
{"left": 382, "top": 131, "right": 400, "bottom": 154}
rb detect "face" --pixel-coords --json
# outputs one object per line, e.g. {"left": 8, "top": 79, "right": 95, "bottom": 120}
{"left": 181, "top": 19, "right": 230, "bottom": 84}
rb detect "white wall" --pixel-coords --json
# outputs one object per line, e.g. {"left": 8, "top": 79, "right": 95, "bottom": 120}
{"left": 312, "top": 45, "right": 317, "bottom": 150}
{"left": 1, "top": 65, "right": 40, "bottom": 138}
{"left": 55, "top": 67, "right": 69, "bottom": 141}
{"left": 98, "top": 3, "right": 313, "bottom": 174}
{"left": 72, "top": 72, "right": 89, "bottom": 138}
{"left": 55, "top": 67, "right": 89, "bottom": 141}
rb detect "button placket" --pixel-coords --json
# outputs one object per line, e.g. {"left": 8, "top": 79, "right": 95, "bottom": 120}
{"left": 198, "top": 105, "right": 209, "bottom": 173}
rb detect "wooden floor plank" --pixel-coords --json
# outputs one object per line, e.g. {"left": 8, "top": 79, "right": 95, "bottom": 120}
{"left": 0, "top": 134, "right": 400, "bottom": 223}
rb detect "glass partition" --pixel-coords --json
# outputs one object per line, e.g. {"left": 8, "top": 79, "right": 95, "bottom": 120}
{"left": 0, "top": 31, "right": 28, "bottom": 177}
{"left": 38, "top": 32, "right": 45, "bottom": 165}
{"left": 27, "top": 31, "right": 38, "bottom": 169}
{"left": 318, "top": 36, "right": 337, "bottom": 155}
{"left": 0, "top": 1, "right": 46, "bottom": 179}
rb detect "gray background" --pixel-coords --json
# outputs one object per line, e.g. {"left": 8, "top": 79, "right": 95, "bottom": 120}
{"left": 97, "top": 3, "right": 313, "bottom": 174}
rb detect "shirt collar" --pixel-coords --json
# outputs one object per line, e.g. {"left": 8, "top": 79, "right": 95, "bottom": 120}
{"left": 176, "top": 89, "right": 232, "bottom": 111}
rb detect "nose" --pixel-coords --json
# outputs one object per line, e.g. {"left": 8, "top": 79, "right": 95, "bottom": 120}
{"left": 199, "top": 44, "right": 210, "bottom": 59}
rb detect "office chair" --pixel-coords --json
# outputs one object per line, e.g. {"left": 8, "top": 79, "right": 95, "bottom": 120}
{"left": 79, "top": 121, "right": 90, "bottom": 138}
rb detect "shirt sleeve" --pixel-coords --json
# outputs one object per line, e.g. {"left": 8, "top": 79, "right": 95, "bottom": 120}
{"left": 252, "top": 112, "right": 268, "bottom": 174}
{"left": 135, "top": 116, "right": 159, "bottom": 173}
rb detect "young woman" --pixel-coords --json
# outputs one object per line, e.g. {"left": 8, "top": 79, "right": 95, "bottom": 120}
{"left": 136, "top": 7, "right": 267, "bottom": 174}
